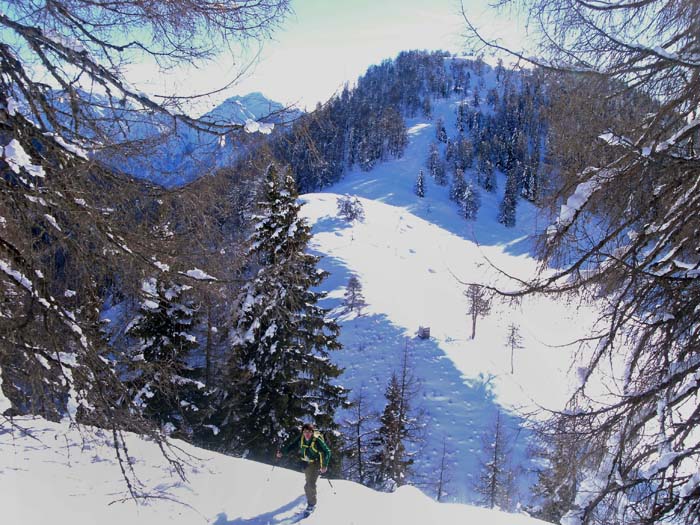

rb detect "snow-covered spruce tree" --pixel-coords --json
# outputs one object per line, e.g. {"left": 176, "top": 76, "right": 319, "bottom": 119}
{"left": 433, "top": 157, "right": 448, "bottom": 186}
{"left": 521, "top": 147, "right": 542, "bottom": 203}
{"left": 125, "top": 278, "right": 209, "bottom": 438}
{"left": 382, "top": 106, "right": 409, "bottom": 158}
{"left": 449, "top": 169, "right": 467, "bottom": 203}
{"left": 427, "top": 142, "right": 441, "bottom": 176}
{"left": 414, "top": 169, "right": 426, "bottom": 198}
{"left": 343, "top": 275, "right": 367, "bottom": 317}
{"left": 465, "top": 1, "right": 700, "bottom": 523}
{"left": 221, "top": 165, "right": 346, "bottom": 460}
{"left": 454, "top": 137, "right": 474, "bottom": 172}
{"left": 455, "top": 101, "right": 469, "bottom": 132}
{"left": 446, "top": 138, "right": 456, "bottom": 162}
{"left": 497, "top": 167, "right": 518, "bottom": 227}
{"left": 461, "top": 182, "right": 481, "bottom": 221}
{"left": 369, "top": 373, "right": 412, "bottom": 491}
{"left": 368, "top": 346, "right": 423, "bottom": 491}
{"left": 436, "top": 118, "right": 448, "bottom": 143}
{"left": 476, "top": 142, "right": 497, "bottom": 193}
{"left": 474, "top": 409, "right": 519, "bottom": 511}
{"left": 422, "top": 97, "right": 432, "bottom": 119}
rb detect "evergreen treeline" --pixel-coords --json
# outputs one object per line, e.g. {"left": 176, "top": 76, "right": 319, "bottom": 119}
{"left": 261, "top": 52, "right": 549, "bottom": 228}
{"left": 269, "top": 51, "right": 458, "bottom": 192}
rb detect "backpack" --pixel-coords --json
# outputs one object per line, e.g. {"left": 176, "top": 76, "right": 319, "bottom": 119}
{"left": 299, "top": 430, "right": 327, "bottom": 463}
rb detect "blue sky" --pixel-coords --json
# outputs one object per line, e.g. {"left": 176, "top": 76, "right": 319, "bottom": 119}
{"left": 127, "top": 0, "right": 527, "bottom": 113}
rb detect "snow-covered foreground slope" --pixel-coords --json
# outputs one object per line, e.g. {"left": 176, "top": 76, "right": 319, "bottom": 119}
{"left": 1, "top": 418, "right": 550, "bottom": 525}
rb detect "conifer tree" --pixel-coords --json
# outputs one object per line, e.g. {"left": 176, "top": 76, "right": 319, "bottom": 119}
{"left": 465, "top": 284, "right": 491, "bottom": 339}
{"left": 454, "top": 137, "right": 474, "bottom": 172}
{"left": 221, "top": 165, "right": 346, "bottom": 459}
{"left": 382, "top": 107, "right": 409, "bottom": 158}
{"left": 422, "top": 97, "right": 432, "bottom": 119}
{"left": 126, "top": 278, "right": 206, "bottom": 437}
{"left": 474, "top": 410, "right": 519, "bottom": 511}
{"left": 369, "top": 373, "right": 412, "bottom": 491}
{"left": 436, "top": 118, "right": 448, "bottom": 143}
{"left": 505, "top": 323, "right": 524, "bottom": 374}
{"left": 427, "top": 143, "right": 448, "bottom": 187}
{"left": 427, "top": 143, "right": 440, "bottom": 174}
{"left": 461, "top": 182, "right": 481, "bottom": 221}
{"left": 498, "top": 168, "right": 518, "bottom": 227}
{"left": 456, "top": 102, "right": 467, "bottom": 132}
{"left": 341, "top": 389, "right": 379, "bottom": 486}
{"left": 450, "top": 169, "right": 468, "bottom": 203}
{"left": 445, "top": 138, "right": 456, "bottom": 162}
{"left": 521, "top": 148, "right": 542, "bottom": 203}
{"left": 414, "top": 169, "right": 426, "bottom": 198}
{"left": 344, "top": 275, "right": 367, "bottom": 316}
{"left": 369, "top": 346, "right": 422, "bottom": 491}
{"left": 477, "top": 142, "right": 497, "bottom": 192}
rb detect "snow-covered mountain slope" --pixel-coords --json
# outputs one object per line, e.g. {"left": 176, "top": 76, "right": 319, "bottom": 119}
{"left": 25, "top": 90, "right": 291, "bottom": 187}
{"left": 298, "top": 88, "right": 599, "bottom": 502}
{"left": 113, "top": 92, "right": 292, "bottom": 187}
{"left": 202, "top": 92, "right": 290, "bottom": 125}
{"left": 0, "top": 417, "right": 551, "bottom": 525}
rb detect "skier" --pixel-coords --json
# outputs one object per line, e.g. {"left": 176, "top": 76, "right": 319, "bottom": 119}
{"left": 276, "top": 423, "right": 331, "bottom": 515}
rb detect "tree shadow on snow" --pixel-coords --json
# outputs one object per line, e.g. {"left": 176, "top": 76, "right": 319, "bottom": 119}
{"left": 307, "top": 214, "right": 349, "bottom": 234}
{"left": 212, "top": 495, "right": 305, "bottom": 525}
{"left": 310, "top": 249, "right": 532, "bottom": 502}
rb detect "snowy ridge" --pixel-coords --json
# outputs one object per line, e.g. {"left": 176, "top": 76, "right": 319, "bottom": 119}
{"left": 0, "top": 417, "right": 550, "bottom": 525}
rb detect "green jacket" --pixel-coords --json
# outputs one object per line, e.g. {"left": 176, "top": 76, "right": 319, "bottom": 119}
{"left": 281, "top": 431, "right": 331, "bottom": 468}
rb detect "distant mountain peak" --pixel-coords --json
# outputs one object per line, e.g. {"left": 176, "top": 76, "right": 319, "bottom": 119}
{"left": 203, "top": 92, "right": 287, "bottom": 125}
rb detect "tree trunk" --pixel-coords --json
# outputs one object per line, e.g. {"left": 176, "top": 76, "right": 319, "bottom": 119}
{"left": 205, "top": 302, "right": 213, "bottom": 388}
{"left": 510, "top": 343, "right": 514, "bottom": 374}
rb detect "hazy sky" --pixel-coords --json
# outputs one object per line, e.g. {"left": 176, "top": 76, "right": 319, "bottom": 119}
{"left": 128, "top": 0, "right": 527, "bottom": 114}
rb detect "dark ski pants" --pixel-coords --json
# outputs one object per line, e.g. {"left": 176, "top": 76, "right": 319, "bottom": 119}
{"left": 304, "top": 460, "right": 320, "bottom": 506}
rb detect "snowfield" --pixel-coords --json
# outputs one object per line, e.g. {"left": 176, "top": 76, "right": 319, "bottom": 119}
{"left": 293, "top": 93, "right": 600, "bottom": 502}
{"left": 0, "top": 417, "right": 551, "bottom": 525}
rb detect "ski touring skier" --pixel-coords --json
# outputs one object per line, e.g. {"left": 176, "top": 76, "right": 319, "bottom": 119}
{"left": 276, "top": 423, "right": 331, "bottom": 516}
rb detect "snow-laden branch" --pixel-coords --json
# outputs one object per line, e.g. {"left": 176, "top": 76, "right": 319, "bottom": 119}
{"left": 547, "top": 167, "right": 618, "bottom": 237}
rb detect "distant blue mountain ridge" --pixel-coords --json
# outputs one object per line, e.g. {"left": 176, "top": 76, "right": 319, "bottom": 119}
{"left": 106, "top": 92, "right": 298, "bottom": 187}
{"left": 16, "top": 90, "right": 297, "bottom": 187}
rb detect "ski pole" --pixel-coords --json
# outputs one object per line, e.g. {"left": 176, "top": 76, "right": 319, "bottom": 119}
{"left": 266, "top": 461, "right": 277, "bottom": 483}
{"left": 326, "top": 476, "right": 336, "bottom": 495}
